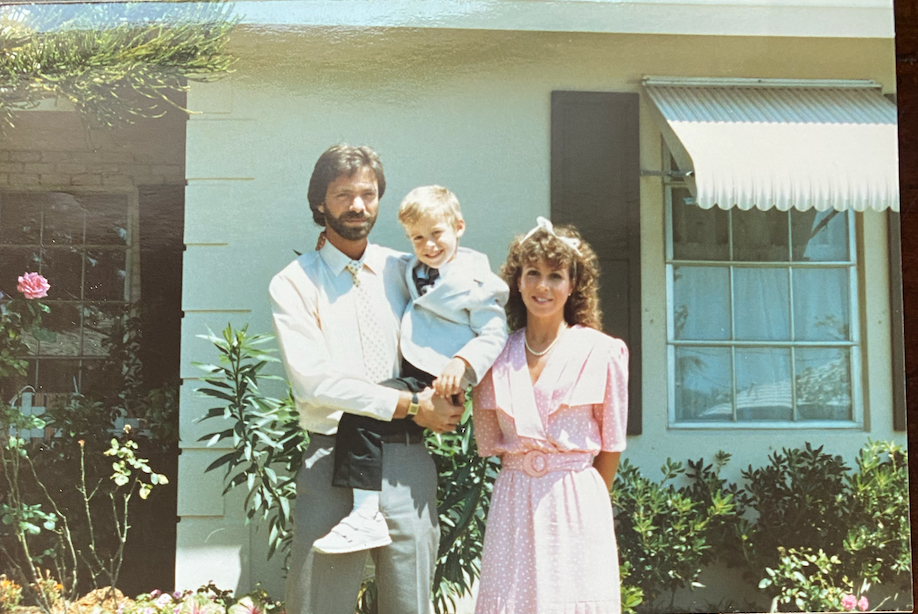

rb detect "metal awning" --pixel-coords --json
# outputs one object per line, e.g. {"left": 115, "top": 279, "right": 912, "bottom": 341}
{"left": 643, "top": 77, "right": 900, "bottom": 212}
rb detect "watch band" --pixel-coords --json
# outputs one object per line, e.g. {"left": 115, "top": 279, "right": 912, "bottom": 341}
{"left": 407, "top": 392, "right": 420, "bottom": 417}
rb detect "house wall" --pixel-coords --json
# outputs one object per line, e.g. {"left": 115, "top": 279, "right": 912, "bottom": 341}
{"left": 176, "top": 27, "right": 904, "bottom": 595}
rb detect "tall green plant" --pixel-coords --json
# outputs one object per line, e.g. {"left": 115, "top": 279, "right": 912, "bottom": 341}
{"left": 195, "top": 326, "right": 305, "bottom": 558}
{"left": 428, "top": 412, "right": 499, "bottom": 614}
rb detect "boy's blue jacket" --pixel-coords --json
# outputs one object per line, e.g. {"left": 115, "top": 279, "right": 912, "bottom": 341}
{"left": 399, "top": 246, "right": 509, "bottom": 386}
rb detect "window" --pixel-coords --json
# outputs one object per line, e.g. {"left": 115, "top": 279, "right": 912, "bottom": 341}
{"left": 0, "top": 190, "right": 138, "bottom": 397}
{"left": 666, "top": 180, "right": 860, "bottom": 427}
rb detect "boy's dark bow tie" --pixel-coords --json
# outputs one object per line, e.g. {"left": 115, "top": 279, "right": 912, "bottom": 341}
{"left": 413, "top": 267, "right": 440, "bottom": 295}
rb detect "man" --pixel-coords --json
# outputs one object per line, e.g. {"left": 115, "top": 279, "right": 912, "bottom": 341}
{"left": 269, "top": 144, "right": 463, "bottom": 614}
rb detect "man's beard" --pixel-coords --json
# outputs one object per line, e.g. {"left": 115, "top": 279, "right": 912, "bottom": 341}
{"left": 325, "top": 209, "right": 377, "bottom": 241}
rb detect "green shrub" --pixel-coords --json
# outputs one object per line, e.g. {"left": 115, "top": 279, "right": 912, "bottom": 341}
{"left": 741, "top": 442, "right": 911, "bottom": 611}
{"left": 612, "top": 454, "right": 737, "bottom": 612}
{"left": 843, "top": 440, "right": 911, "bottom": 588}
{"left": 733, "top": 443, "right": 850, "bottom": 581}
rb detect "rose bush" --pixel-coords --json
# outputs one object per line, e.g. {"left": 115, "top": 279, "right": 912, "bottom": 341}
{"left": 0, "top": 271, "right": 50, "bottom": 381}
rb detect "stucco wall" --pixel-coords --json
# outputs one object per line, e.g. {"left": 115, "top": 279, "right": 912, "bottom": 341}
{"left": 176, "top": 27, "right": 904, "bottom": 596}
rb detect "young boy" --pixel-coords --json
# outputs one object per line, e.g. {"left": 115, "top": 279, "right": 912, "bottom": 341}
{"left": 313, "top": 185, "right": 509, "bottom": 554}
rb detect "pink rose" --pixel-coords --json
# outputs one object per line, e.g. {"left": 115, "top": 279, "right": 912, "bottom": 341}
{"left": 858, "top": 596, "right": 869, "bottom": 611}
{"left": 17, "top": 272, "right": 49, "bottom": 299}
{"left": 841, "top": 594, "right": 857, "bottom": 611}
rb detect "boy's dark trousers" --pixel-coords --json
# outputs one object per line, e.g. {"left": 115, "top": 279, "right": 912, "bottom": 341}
{"left": 332, "top": 361, "right": 432, "bottom": 491}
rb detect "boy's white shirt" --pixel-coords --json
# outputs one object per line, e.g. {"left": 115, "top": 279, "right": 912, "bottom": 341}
{"left": 400, "top": 246, "right": 510, "bottom": 386}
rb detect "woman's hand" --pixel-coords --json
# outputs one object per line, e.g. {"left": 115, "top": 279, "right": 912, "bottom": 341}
{"left": 433, "top": 357, "right": 469, "bottom": 397}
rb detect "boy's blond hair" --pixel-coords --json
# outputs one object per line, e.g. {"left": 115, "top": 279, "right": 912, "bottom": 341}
{"left": 398, "top": 185, "right": 464, "bottom": 230}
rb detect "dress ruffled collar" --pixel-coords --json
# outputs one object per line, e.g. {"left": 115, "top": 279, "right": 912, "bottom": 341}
{"left": 490, "top": 325, "right": 609, "bottom": 442}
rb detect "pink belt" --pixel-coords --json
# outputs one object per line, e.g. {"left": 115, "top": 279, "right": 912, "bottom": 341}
{"left": 502, "top": 450, "right": 593, "bottom": 478}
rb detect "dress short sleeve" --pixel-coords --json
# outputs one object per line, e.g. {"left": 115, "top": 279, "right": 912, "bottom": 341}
{"left": 593, "top": 339, "right": 629, "bottom": 453}
{"left": 473, "top": 368, "right": 503, "bottom": 458}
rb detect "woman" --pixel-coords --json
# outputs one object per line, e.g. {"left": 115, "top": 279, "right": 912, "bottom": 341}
{"left": 473, "top": 217, "right": 628, "bottom": 614}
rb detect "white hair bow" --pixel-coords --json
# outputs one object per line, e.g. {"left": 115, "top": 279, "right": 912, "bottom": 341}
{"left": 522, "top": 216, "right": 581, "bottom": 253}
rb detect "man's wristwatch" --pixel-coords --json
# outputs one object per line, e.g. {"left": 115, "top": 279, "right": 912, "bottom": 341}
{"left": 407, "top": 392, "right": 420, "bottom": 418}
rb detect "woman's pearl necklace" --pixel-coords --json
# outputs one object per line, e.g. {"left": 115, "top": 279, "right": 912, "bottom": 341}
{"left": 525, "top": 325, "right": 568, "bottom": 357}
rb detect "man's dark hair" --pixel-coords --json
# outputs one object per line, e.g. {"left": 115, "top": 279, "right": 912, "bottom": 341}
{"left": 307, "top": 144, "right": 386, "bottom": 226}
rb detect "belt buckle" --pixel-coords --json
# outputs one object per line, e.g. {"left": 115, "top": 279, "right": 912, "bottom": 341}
{"left": 522, "top": 450, "right": 549, "bottom": 478}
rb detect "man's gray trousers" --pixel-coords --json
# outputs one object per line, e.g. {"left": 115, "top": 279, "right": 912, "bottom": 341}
{"left": 285, "top": 433, "right": 439, "bottom": 614}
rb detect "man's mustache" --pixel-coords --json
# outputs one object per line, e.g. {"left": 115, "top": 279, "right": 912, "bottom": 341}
{"left": 341, "top": 213, "right": 370, "bottom": 222}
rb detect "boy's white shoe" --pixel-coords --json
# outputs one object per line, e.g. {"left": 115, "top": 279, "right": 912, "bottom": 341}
{"left": 312, "top": 510, "right": 392, "bottom": 554}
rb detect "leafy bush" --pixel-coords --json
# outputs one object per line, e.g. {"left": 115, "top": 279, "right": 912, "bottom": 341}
{"left": 738, "top": 442, "right": 911, "bottom": 611}
{"left": 0, "top": 402, "right": 168, "bottom": 612}
{"left": 842, "top": 440, "right": 911, "bottom": 587}
{"left": 758, "top": 548, "right": 869, "bottom": 613}
{"left": 611, "top": 454, "right": 737, "bottom": 612}
{"left": 733, "top": 443, "right": 850, "bottom": 581}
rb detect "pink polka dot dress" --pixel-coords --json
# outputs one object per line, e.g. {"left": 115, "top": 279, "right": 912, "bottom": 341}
{"left": 472, "top": 325, "right": 628, "bottom": 614}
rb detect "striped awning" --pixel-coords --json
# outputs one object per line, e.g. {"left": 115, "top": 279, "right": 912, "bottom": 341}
{"left": 643, "top": 77, "right": 900, "bottom": 212}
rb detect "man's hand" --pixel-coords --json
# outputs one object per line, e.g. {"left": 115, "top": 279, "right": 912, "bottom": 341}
{"left": 433, "top": 357, "right": 468, "bottom": 397}
{"left": 412, "top": 387, "right": 463, "bottom": 433}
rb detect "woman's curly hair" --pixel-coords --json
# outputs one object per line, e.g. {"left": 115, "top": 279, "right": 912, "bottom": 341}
{"left": 501, "top": 223, "right": 603, "bottom": 332}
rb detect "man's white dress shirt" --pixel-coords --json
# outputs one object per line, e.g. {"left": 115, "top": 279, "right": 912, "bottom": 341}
{"left": 269, "top": 241, "right": 410, "bottom": 435}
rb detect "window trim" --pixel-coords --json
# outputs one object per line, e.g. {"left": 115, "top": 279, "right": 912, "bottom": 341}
{"left": 663, "top": 168, "right": 863, "bottom": 430}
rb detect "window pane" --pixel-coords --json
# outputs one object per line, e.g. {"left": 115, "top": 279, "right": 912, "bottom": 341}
{"left": 671, "top": 189, "right": 729, "bottom": 260}
{"left": 79, "top": 359, "right": 110, "bottom": 397}
{"left": 43, "top": 193, "right": 85, "bottom": 246}
{"left": 673, "top": 266, "right": 730, "bottom": 340}
{"left": 82, "top": 304, "right": 120, "bottom": 356}
{"left": 734, "top": 268, "right": 790, "bottom": 340}
{"left": 39, "top": 302, "right": 81, "bottom": 357}
{"left": 793, "top": 268, "right": 850, "bottom": 341}
{"left": 791, "top": 209, "right": 849, "bottom": 262}
{"left": 674, "top": 347, "right": 732, "bottom": 421}
{"left": 42, "top": 247, "right": 83, "bottom": 300}
{"left": 735, "top": 347, "right": 792, "bottom": 421}
{"left": 36, "top": 358, "right": 81, "bottom": 393}
{"left": 19, "top": 328, "right": 40, "bottom": 356}
{"left": 0, "top": 194, "right": 41, "bottom": 244}
{"left": 795, "top": 348, "right": 852, "bottom": 421}
{"left": 85, "top": 249, "right": 127, "bottom": 300}
{"left": 0, "top": 247, "right": 42, "bottom": 297}
{"left": 84, "top": 194, "right": 129, "bottom": 245}
{"left": 732, "top": 208, "right": 789, "bottom": 261}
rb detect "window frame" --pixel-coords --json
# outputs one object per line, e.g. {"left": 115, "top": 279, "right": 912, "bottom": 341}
{"left": 0, "top": 185, "right": 141, "bottom": 395}
{"left": 662, "top": 163, "right": 863, "bottom": 430}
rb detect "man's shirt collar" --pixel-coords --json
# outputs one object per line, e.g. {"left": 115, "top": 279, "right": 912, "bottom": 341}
{"left": 318, "top": 239, "right": 383, "bottom": 276}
